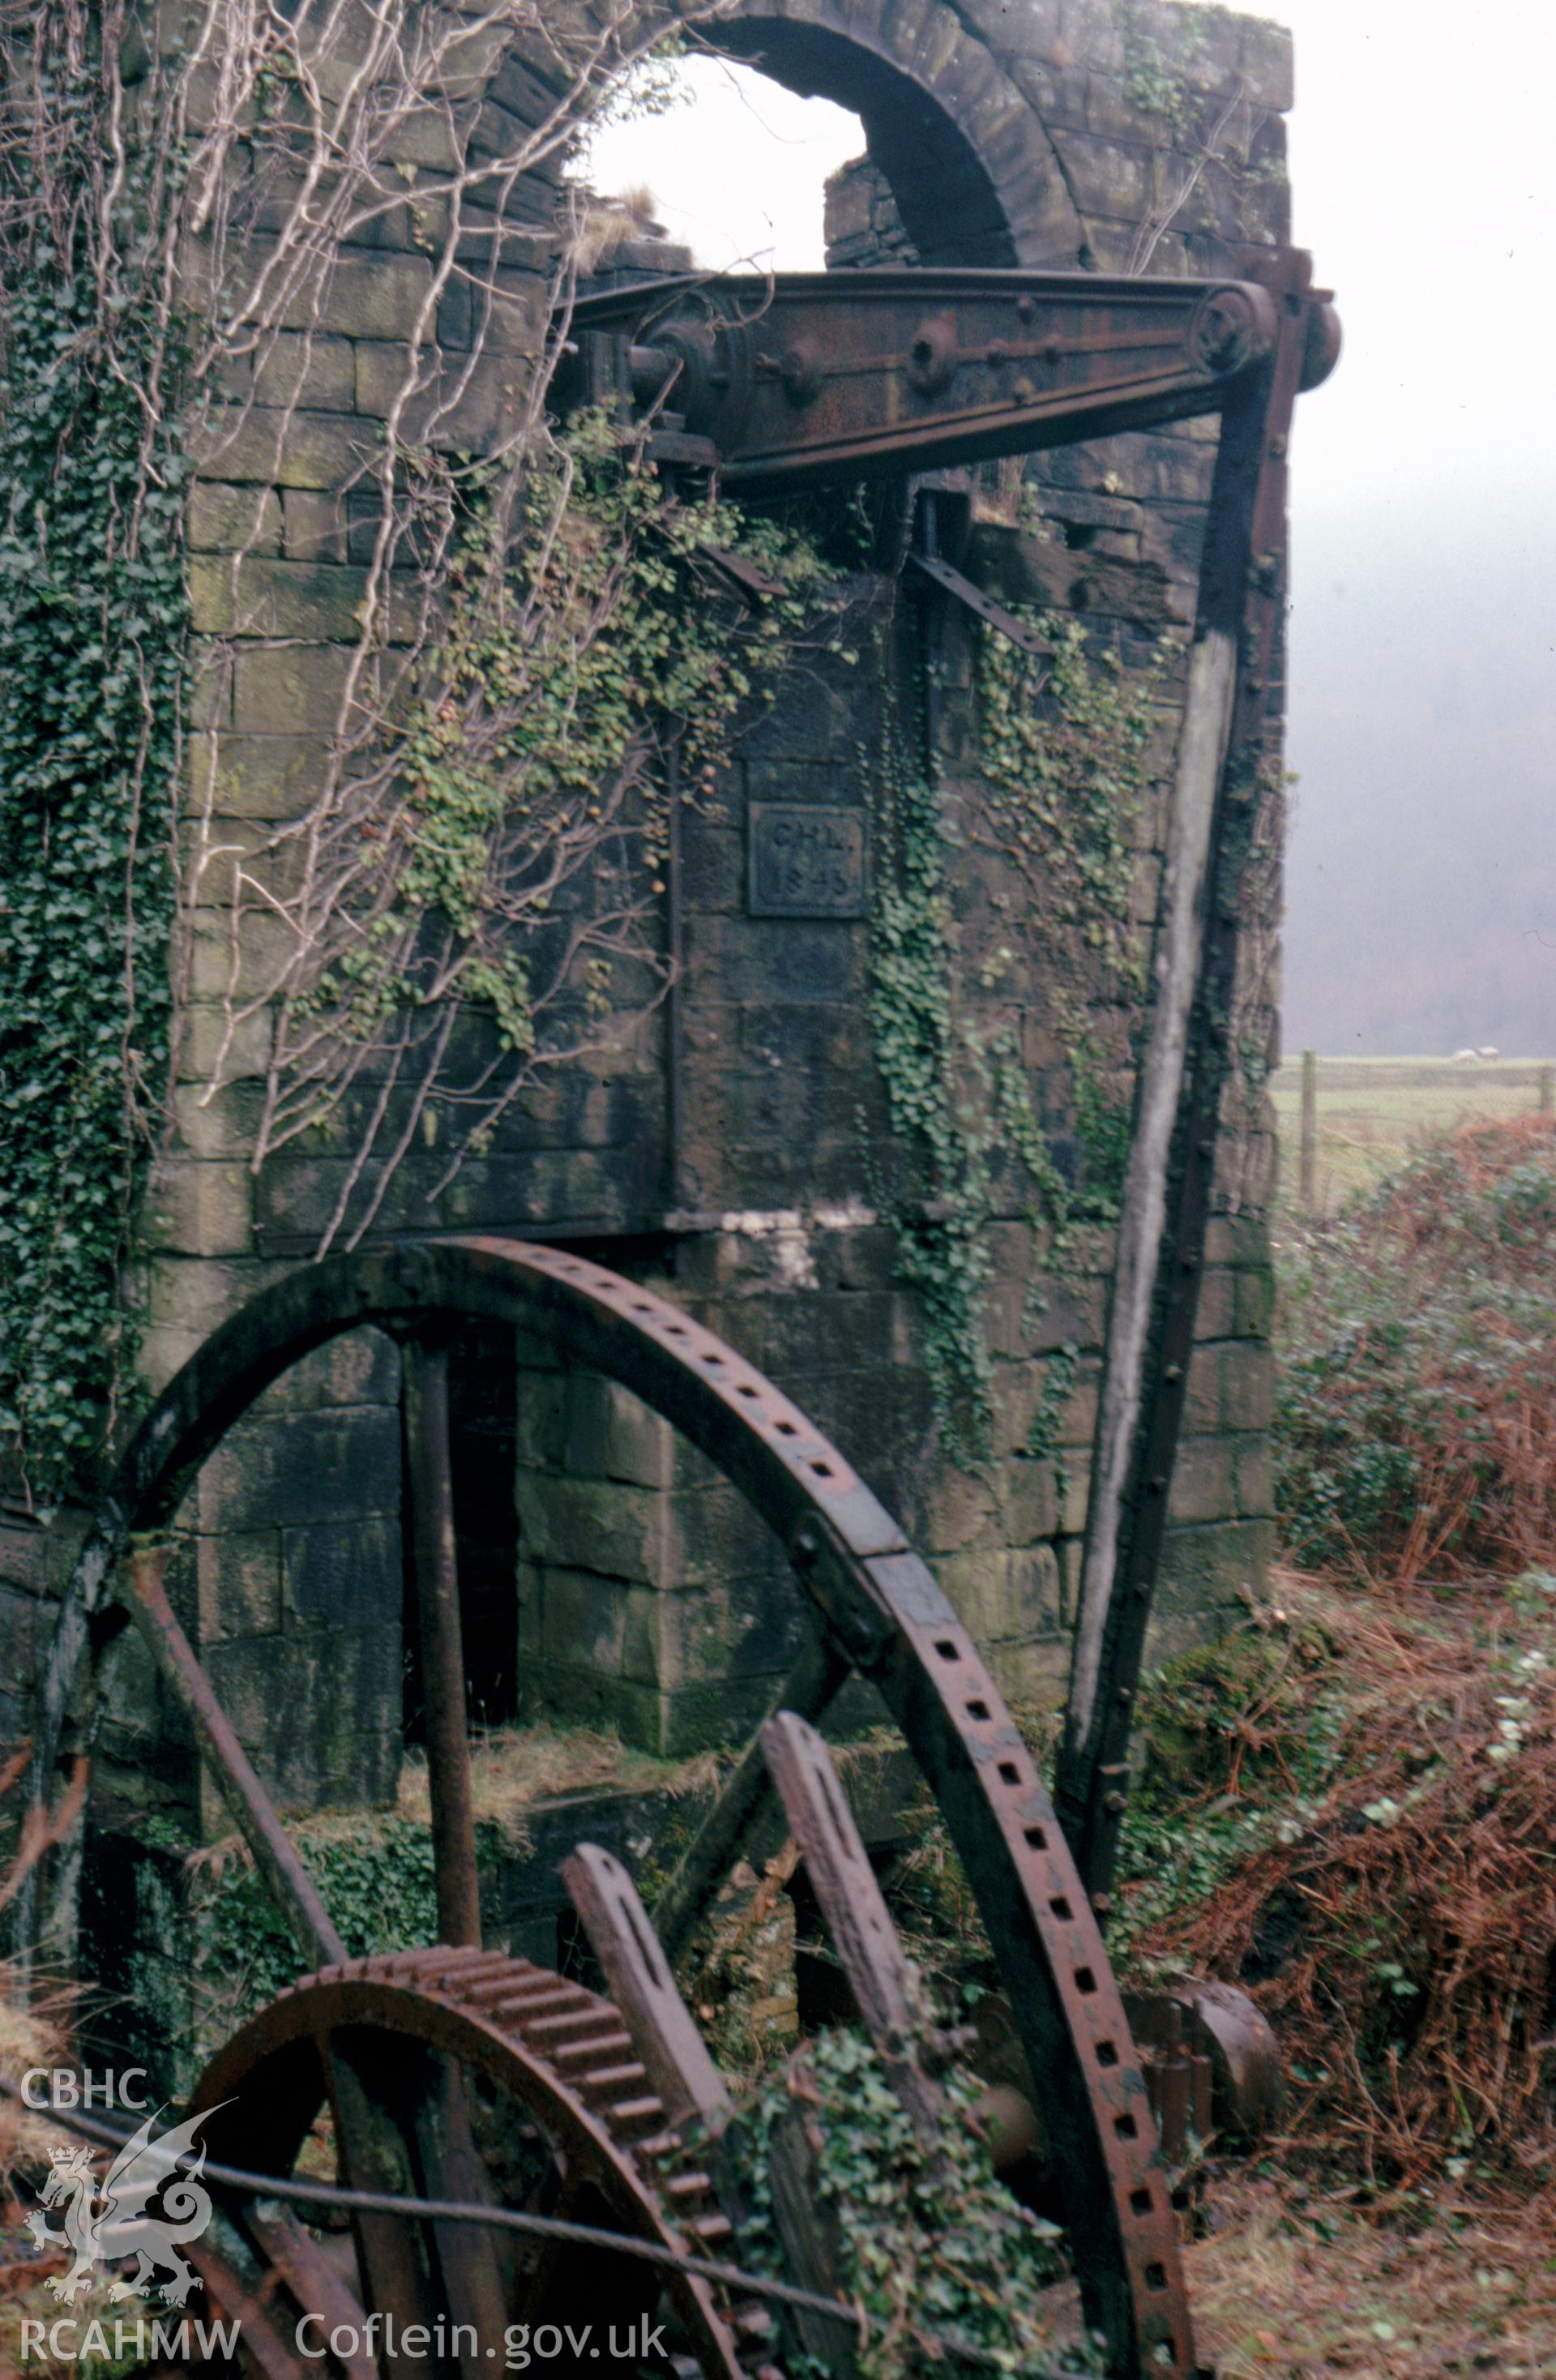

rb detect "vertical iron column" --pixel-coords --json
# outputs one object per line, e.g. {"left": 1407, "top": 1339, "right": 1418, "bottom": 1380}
{"left": 663, "top": 738, "right": 687, "bottom": 1219}
{"left": 1054, "top": 253, "right": 1318, "bottom": 1907}
{"left": 403, "top": 1333, "right": 483, "bottom": 1948}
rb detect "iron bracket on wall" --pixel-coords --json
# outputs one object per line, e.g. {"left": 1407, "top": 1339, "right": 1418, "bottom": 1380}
{"left": 905, "top": 546, "right": 1051, "bottom": 662}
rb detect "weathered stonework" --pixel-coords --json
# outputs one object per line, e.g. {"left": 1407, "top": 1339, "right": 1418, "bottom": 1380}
{"left": 3, "top": 0, "right": 1290, "bottom": 1817}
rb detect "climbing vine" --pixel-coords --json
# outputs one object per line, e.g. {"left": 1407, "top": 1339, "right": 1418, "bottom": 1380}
{"left": 730, "top": 2028, "right": 1102, "bottom": 2380}
{"left": 865, "top": 730, "right": 995, "bottom": 1462}
{"left": 0, "top": 25, "right": 189, "bottom": 1510}
{"left": 864, "top": 603, "right": 1171, "bottom": 1465}
{"left": 257, "top": 410, "right": 836, "bottom": 1243}
{"left": 0, "top": 0, "right": 767, "bottom": 1492}
{"left": 1119, "top": 0, "right": 1215, "bottom": 133}
{"left": 1115, "top": 0, "right": 1272, "bottom": 277}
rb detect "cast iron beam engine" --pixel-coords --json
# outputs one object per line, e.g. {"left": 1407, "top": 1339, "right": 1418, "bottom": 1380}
{"left": 559, "top": 254, "right": 1338, "bottom": 1900}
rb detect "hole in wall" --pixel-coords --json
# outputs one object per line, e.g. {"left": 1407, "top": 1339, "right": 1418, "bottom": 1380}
{"left": 573, "top": 20, "right": 1021, "bottom": 277}
{"left": 572, "top": 54, "right": 866, "bottom": 274}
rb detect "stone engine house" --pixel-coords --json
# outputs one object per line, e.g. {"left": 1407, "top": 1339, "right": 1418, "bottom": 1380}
{"left": 2, "top": 0, "right": 1293, "bottom": 1931}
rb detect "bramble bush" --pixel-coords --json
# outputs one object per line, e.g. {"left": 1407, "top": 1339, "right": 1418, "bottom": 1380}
{"left": 1109, "top": 1119, "right": 1556, "bottom": 2187}
{"left": 1274, "top": 1115, "right": 1556, "bottom": 1582}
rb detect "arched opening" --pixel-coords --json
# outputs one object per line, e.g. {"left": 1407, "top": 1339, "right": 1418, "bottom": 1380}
{"left": 437, "top": 6, "right": 1071, "bottom": 1767}
{"left": 573, "top": 15, "right": 1028, "bottom": 277}
{"left": 575, "top": 53, "right": 866, "bottom": 272}
{"left": 712, "top": 17, "right": 1021, "bottom": 268}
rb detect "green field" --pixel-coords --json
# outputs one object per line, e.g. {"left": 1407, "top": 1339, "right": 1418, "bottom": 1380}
{"left": 1267, "top": 1055, "right": 1555, "bottom": 1218}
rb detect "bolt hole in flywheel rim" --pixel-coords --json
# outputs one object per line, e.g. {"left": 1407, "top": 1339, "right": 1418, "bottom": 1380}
{"left": 40, "top": 1237, "right": 1198, "bottom": 2378}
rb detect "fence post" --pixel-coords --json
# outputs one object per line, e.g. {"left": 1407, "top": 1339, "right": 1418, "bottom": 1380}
{"left": 1299, "top": 1048, "right": 1317, "bottom": 1213}
{"left": 1540, "top": 1064, "right": 1552, "bottom": 1117}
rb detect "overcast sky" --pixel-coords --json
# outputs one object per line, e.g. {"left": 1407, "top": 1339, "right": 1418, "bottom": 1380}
{"left": 587, "top": 2, "right": 1556, "bottom": 1056}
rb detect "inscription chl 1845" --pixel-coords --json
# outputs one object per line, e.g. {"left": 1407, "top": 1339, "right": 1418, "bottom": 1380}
{"left": 748, "top": 803, "right": 868, "bottom": 919}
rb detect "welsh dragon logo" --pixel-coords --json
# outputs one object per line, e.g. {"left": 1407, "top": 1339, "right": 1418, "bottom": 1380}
{"left": 25, "top": 2105, "right": 229, "bottom": 2306}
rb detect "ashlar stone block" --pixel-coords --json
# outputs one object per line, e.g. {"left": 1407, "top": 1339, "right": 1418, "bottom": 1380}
{"left": 935, "top": 1543, "right": 1061, "bottom": 1644}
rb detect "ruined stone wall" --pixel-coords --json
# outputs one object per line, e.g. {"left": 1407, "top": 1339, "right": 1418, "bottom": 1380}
{"left": 2, "top": 0, "right": 1296, "bottom": 1810}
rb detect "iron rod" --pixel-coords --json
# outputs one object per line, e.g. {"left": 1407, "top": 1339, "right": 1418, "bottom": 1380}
{"left": 126, "top": 1543, "right": 344, "bottom": 1967}
{"left": 404, "top": 1335, "right": 483, "bottom": 1949}
{"left": 0, "top": 2079, "right": 1047, "bottom": 2374}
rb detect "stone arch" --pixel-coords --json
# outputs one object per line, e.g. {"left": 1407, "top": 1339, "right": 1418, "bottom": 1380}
{"left": 474, "top": 0, "right": 1086, "bottom": 272}
{"left": 709, "top": 0, "right": 1086, "bottom": 268}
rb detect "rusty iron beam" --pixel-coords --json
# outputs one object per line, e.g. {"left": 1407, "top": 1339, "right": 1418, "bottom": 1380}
{"left": 1054, "top": 250, "right": 1326, "bottom": 1906}
{"left": 759, "top": 1710, "right": 947, "bottom": 2153}
{"left": 562, "top": 267, "right": 1337, "bottom": 492}
{"left": 403, "top": 1332, "right": 483, "bottom": 1950}
{"left": 124, "top": 1542, "right": 344, "bottom": 1967}
{"left": 906, "top": 547, "right": 1051, "bottom": 661}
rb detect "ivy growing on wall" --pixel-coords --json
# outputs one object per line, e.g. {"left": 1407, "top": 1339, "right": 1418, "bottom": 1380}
{"left": 0, "top": 54, "right": 188, "bottom": 1512}
{"left": 1119, "top": 0, "right": 1214, "bottom": 132}
{"left": 864, "top": 601, "right": 1172, "bottom": 1466}
{"left": 1, "top": 0, "right": 757, "bottom": 1492}
{"left": 251, "top": 409, "right": 837, "bottom": 1248}
{"left": 866, "top": 738, "right": 996, "bottom": 1462}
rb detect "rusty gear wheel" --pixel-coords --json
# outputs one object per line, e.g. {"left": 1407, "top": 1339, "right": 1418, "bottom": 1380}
{"left": 186, "top": 1946, "right": 770, "bottom": 2378}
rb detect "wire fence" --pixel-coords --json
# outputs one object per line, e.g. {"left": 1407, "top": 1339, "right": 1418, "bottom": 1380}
{"left": 1271, "top": 1052, "right": 1556, "bottom": 1221}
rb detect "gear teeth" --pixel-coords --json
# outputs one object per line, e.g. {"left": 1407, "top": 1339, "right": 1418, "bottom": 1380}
{"left": 600, "top": 2092, "right": 665, "bottom": 2131}
{"left": 278, "top": 1947, "right": 762, "bottom": 2376}
{"left": 574, "top": 2060, "right": 648, "bottom": 2095}
{"left": 549, "top": 2030, "right": 635, "bottom": 2067}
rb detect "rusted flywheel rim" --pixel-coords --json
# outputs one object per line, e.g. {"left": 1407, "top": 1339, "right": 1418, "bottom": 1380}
{"left": 188, "top": 1946, "right": 759, "bottom": 2378}
{"left": 37, "top": 1234, "right": 1196, "bottom": 2377}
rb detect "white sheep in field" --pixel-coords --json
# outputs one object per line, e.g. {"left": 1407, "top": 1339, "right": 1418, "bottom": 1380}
{"left": 1453, "top": 1047, "right": 1479, "bottom": 1061}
